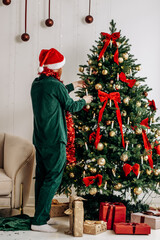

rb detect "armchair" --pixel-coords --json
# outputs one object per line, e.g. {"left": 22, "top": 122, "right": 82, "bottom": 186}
{"left": 0, "top": 133, "right": 35, "bottom": 213}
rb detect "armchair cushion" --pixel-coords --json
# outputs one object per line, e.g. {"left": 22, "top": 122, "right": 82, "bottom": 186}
{"left": 0, "top": 168, "right": 12, "bottom": 196}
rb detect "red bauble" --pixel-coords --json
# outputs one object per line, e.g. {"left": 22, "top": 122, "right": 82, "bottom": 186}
{"left": 3, "top": 0, "right": 11, "bottom": 5}
{"left": 21, "top": 33, "right": 30, "bottom": 42}
{"left": 155, "top": 141, "right": 160, "bottom": 155}
{"left": 45, "top": 18, "right": 54, "bottom": 27}
{"left": 85, "top": 15, "right": 94, "bottom": 24}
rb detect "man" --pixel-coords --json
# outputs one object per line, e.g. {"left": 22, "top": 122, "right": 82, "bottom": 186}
{"left": 30, "top": 48, "right": 93, "bottom": 232}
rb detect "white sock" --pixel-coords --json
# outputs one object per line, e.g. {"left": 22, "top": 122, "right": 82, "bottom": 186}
{"left": 47, "top": 218, "right": 58, "bottom": 225}
{"left": 31, "top": 224, "right": 58, "bottom": 233}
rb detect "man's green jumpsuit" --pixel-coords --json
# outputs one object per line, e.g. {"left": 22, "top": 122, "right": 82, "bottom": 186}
{"left": 31, "top": 74, "right": 86, "bottom": 225}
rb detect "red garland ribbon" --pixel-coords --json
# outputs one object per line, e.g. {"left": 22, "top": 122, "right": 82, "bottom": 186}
{"left": 39, "top": 68, "right": 76, "bottom": 164}
{"left": 119, "top": 72, "right": 136, "bottom": 88}
{"left": 132, "top": 118, "right": 153, "bottom": 169}
{"left": 148, "top": 100, "right": 156, "bottom": 111}
{"left": 98, "top": 32, "right": 120, "bottom": 65}
{"left": 83, "top": 174, "right": 103, "bottom": 187}
{"left": 90, "top": 90, "right": 125, "bottom": 149}
{"left": 154, "top": 140, "right": 160, "bottom": 155}
{"left": 123, "top": 163, "right": 140, "bottom": 177}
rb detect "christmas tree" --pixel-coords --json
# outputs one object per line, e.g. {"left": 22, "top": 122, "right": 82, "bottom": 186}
{"left": 58, "top": 20, "right": 160, "bottom": 218}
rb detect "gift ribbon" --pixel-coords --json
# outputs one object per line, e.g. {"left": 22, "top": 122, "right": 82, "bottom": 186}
{"left": 142, "top": 211, "right": 160, "bottom": 217}
{"left": 132, "top": 118, "right": 153, "bottom": 169}
{"left": 123, "top": 163, "right": 140, "bottom": 177}
{"left": 116, "top": 223, "right": 141, "bottom": 234}
{"left": 83, "top": 174, "right": 102, "bottom": 187}
{"left": 91, "top": 90, "right": 125, "bottom": 148}
{"left": 148, "top": 99, "right": 156, "bottom": 111}
{"left": 119, "top": 72, "right": 136, "bottom": 88}
{"left": 98, "top": 32, "right": 120, "bottom": 65}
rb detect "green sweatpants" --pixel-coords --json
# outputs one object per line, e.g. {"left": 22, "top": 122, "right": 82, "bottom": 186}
{"left": 32, "top": 142, "right": 66, "bottom": 225}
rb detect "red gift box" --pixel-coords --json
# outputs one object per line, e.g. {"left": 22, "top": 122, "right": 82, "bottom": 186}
{"left": 99, "top": 202, "right": 126, "bottom": 229}
{"left": 113, "top": 222, "right": 151, "bottom": 235}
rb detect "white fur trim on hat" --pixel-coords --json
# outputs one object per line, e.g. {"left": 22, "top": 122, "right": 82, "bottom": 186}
{"left": 38, "top": 66, "right": 44, "bottom": 73}
{"left": 44, "top": 57, "right": 66, "bottom": 70}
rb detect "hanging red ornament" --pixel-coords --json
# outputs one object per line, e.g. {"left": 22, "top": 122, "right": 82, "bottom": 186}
{"left": 45, "top": 0, "right": 54, "bottom": 27}
{"left": 3, "top": 0, "right": 11, "bottom": 5}
{"left": 85, "top": 0, "right": 94, "bottom": 24}
{"left": 21, "top": 0, "right": 30, "bottom": 41}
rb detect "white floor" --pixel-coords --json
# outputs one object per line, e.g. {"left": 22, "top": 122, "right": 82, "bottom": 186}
{"left": 0, "top": 208, "right": 160, "bottom": 240}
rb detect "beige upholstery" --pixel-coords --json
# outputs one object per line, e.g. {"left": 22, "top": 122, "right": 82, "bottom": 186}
{"left": 0, "top": 133, "right": 35, "bottom": 209}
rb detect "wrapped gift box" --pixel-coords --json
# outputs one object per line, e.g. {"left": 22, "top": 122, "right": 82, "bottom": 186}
{"left": 64, "top": 196, "right": 85, "bottom": 237}
{"left": 131, "top": 211, "right": 160, "bottom": 229}
{"left": 50, "top": 199, "right": 69, "bottom": 217}
{"left": 99, "top": 202, "right": 126, "bottom": 229}
{"left": 113, "top": 223, "right": 151, "bottom": 235}
{"left": 84, "top": 220, "right": 107, "bottom": 235}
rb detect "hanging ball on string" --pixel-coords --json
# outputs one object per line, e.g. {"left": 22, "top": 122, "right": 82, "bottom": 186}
{"left": 21, "top": 33, "right": 30, "bottom": 42}
{"left": 45, "top": 18, "right": 54, "bottom": 27}
{"left": 85, "top": 15, "right": 94, "bottom": 24}
{"left": 3, "top": 0, "right": 11, "bottom": 5}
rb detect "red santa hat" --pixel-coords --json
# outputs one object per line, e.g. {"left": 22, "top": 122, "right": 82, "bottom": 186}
{"left": 38, "top": 48, "right": 66, "bottom": 73}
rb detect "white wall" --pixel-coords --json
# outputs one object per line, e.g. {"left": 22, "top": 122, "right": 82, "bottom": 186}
{"left": 0, "top": 0, "right": 160, "bottom": 205}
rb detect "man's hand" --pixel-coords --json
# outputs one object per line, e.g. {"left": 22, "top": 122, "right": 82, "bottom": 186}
{"left": 83, "top": 95, "right": 93, "bottom": 104}
{"left": 73, "top": 80, "right": 86, "bottom": 89}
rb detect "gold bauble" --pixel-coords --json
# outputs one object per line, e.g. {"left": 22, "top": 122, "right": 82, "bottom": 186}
{"left": 88, "top": 59, "right": 92, "bottom": 65}
{"left": 95, "top": 83, "right": 102, "bottom": 90}
{"left": 110, "top": 80, "right": 114, "bottom": 84}
{"left": 97, "top": 142, "right": 104, "bottom": 151}
{"left": 137, "top": 144, "right": 142, "bottom": 149}
{"left": 134, "top": 187, "right": 143, "bottom": 195}
{"left": 136, "top": 65, "right": 141, "bottom": 71}
{"left": 109, "top": 84, "right": 113, "bottom": 88}
{"left": 102, "top": 69, "right": 108, "bottom": 75}
{"left": 98, "top": 62, "right": 102, "bottom": 67}
{"left": 146, "top": 169, "right": 152, "bottom": 175}
{"left": 97, "top": 157, "right": 106, "bottom": 166}
{"left": 120, "top": 153, "right": 128, "bottom": 162}
{"left": 89, "top": 187, "right": 97, "bottom": 195}
{"left": 118, "top": 57, "right": 124, "bottom": 63}
{"left": 106, "top": 120, "right": 111, "bottom": 125}
{"left": 154, "top": 169, "right": 160, "bottom": 176}
{"left": 122, "top": 110, "right": 127, "bottom": 117}
{"left": 115, "top": 84, "right": 120, "bottom": 90}
{"left": 78, "top": 126, "right": 82, "bottom": 130}
{"left": 123, "top": 97, "right": 130, "bottom": 105}
{"left": 155, "top": 134, "right": 159, "bottom": 138}
{"left": 104, "top": 142, "right": 108, "bottom": 147}
{"left": 114, "top": 183, "right": 122, "bottom": 190}
{"left": 69, "top": 172, "right": 75, "bottom": 178}
{"left": 99, "top": 105, "right": 102, "bottom": 109}
{"left": 135, "top": 128, "right": 142, "bottom": 135}
{"left": 82, "top": 125, "right": 90, "bottom": 132}
{"left": 144, "top": 155, "right": 148, "bottom": 161}
{"left": 145, "top": 104, "right": 148, "bottom": 108}
{"left": 135, "top": 81, "right": 140, "bottom": 86}
{"left": 109, "top": 131, "right": 116, "bottom": 137}
{"left": 156, "top": 130, "right": 160, "bottom": 136}
{"left": 79, "top": 67, "right": 84, "bottom": 72}
{"left": 98, "top": 45, "right": 102, "bottom": 49}
{"left": 89, "top": 167, "right": 97, "bottom": 174}
{"left": 116, "top": 42, "right": 121, "bottom": 48}
{"left": 86, "top": 104, "right": 90, "bottom": 110}
{"left": 122, "top": 53, "right": 129, "bottom": 60}
{"left": 136, "top": 101, "right": 141, "bottom": 107}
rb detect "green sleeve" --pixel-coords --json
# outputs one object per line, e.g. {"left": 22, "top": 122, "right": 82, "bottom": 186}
{"left": 55, "top": 83, "right": 86, "bottom": 113}
{"left": 65, "top": 83, "right": 74, "bottom": 93}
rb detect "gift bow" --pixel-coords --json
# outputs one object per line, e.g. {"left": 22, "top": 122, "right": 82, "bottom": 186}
{"left": 140, "top": 118, "right": 153, "bottom": 169}
{"left": 148, "top": 99, "right": 156, "bottom": 111}
{"left": 119, "top": 72, "right": 136, "bottom": 88}
{"left": 91, "top": 90, "right": 125, "bottom": 148}
{"left": 83, "top": 174, "right": 102, "bottom": 187}
{"left": 132, "top": 118, "right": 153, "bottom": 169}
{"left": 98, "top": 32, "right": 120, "bottom": 65}
{"left": 143, "top": 211, "right": 160, "bottom": 217}
{"left": 123, "top": 163, "right": 140, "bottom": 177}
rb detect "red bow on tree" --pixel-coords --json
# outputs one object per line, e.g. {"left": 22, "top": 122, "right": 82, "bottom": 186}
{"left": 83, "top": 174, "right": 103, "bottom": 187}
{"left": 98, "top": 32, "right": 120, "bottom": 65}
{"left": 123, "top": 163, "right": 140, "bottom": 177}
{"left": 148, "top": 100, "right": 156, "bottom": 111}
{"left": 154, "top": 140, "right": 160, "bottom": 155}
{"left": 90, "top": 90, "right": 125, "bottom": 148}
{"left": 119, "top": 72, "right": 136, "bottom": 88}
